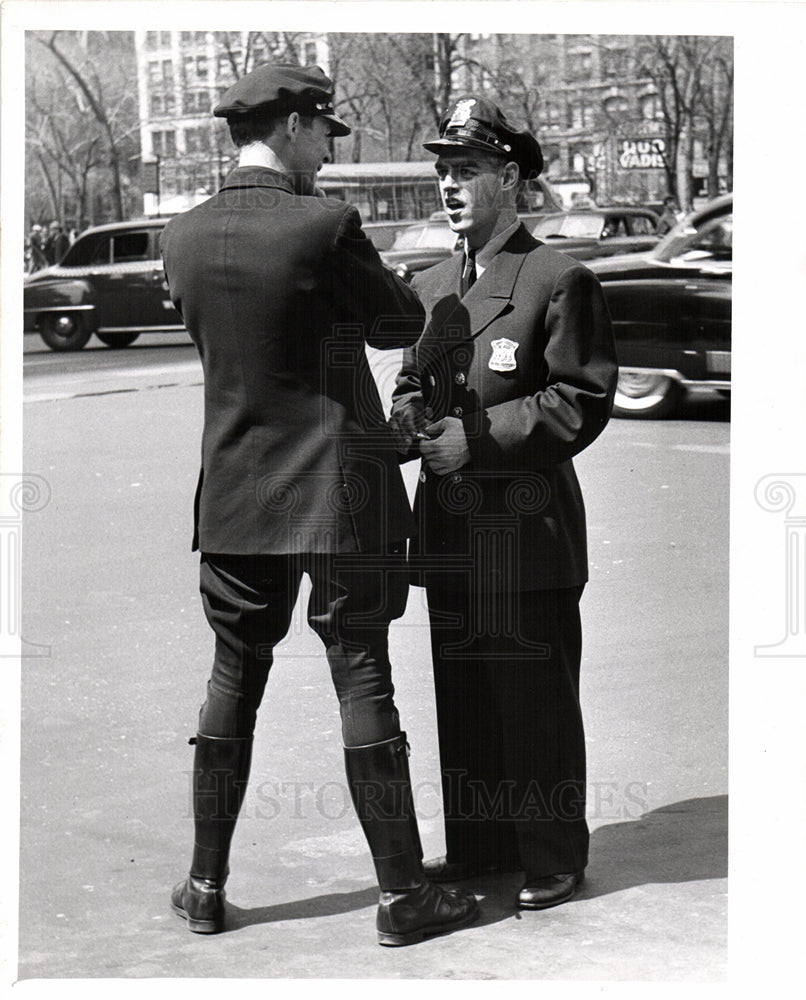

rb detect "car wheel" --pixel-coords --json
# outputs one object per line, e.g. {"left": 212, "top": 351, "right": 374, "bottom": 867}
{"left": 96, "top": 331, "right": 141, "bottom": 348}
{"left": 39, "top": 312, "right": 92, "bottom": 352}
{"left": 612, "top": 370, "right": 683, "bottom": 419}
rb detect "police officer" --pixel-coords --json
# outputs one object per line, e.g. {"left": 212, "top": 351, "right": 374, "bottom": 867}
{"left": 160, "top": 64, "right": 477, "bottom": 946}
{"left": 391, "top": 95, "right": 618, "bottom": 909}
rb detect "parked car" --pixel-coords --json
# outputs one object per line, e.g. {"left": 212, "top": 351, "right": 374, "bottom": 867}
{"left": 23, "top": 219, "right": 184, "bottom": 351}
{"left": 380, "top": 218, "right": 462, "bottom": 277}
{"left": 382, "top": 206, "right": 660, "bottom": 279}
{"left": 529, "top": 207, "right": 661, "bottom": 260}
{"left": 587, "top": 194, "right": 732, "bottom": 418}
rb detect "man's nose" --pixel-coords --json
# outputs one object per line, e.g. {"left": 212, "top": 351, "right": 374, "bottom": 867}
{"left": 322, "top": 150, "right": 332, "bottom": 164}
{"left": 440, "top": 174, "right": 457, "bottom": 194}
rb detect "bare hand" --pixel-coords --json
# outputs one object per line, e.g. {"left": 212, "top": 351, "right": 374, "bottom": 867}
{"left": 388, "top": 405, "right": 425, "bottom": 454}
{"left": 419, "top": 417, "right": 470, "bottom": 475}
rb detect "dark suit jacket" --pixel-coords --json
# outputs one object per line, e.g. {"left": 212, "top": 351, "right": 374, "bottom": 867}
{"left": 160, "top": 166, "right": 424, "bottom": 555}
{"left": 391, "top": 224, "right": 617, "bottom": 591}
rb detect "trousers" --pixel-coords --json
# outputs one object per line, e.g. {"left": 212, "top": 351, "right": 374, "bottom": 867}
{"left": 197, "top": 547, "right": 409, "bottom": 746}
{"left": 425, "top": 582, "right": 589, "bottom": 878}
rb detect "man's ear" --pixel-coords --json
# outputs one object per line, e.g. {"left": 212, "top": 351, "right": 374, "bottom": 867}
{"left": 285, "top": 112, "right": 301, "bottom": 139}
{"left": 501, "top": 161, "right": 520, "bottom": 190}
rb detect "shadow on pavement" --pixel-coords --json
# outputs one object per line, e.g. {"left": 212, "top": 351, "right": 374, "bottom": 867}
{"left": 196, "top": 795, "right": 727, "bottom": 930}
{"left": 580, "top": 794, "right": 728, "bottom": 900}
{"left": 225, "top": 883, "right": 514, "bottom": 933}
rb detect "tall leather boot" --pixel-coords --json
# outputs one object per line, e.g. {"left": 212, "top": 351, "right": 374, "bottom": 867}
{"left": 170, "top": 734, "right": 253, "bottom": 933}
{"left": 344, "top": 733, "right": 479, "bottom": 946}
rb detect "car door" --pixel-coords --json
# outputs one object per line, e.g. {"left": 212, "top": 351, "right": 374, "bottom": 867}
{"left": 673, "top": 213, "right": 732, "bottom": 380}
{"left": 97, "top": 228, "right": 182, "bottom": 332}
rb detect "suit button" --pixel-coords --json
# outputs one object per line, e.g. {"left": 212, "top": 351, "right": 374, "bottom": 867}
{"left": 454, "top": 372, "right": 466, "bottom": 385}
{"left": 450, "top": 472, "right": 463, "bottom": 484}
{"left": 424, "top": 406, "right": 434, "bottom": 419}
{"left": 452, "top": 406, "right": 463, "bottom": 417}
{"left": 419, "top": 470, "right": 427, "bottom": 483}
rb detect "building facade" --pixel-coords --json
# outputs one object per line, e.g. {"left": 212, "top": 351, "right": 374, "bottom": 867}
{"left": 134, "top": 32, "right": 730, "bottom": 215}
{"left": 134, "top": 30, "right": 328, "bottom": 214}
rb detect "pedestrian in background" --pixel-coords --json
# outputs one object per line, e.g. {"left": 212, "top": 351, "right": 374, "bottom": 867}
{"left": 44, "top": 220, "right": 70, "bottom": 264}
{"left": 656, "top": 194, "right": 683, "bottom": 234}
{"left": 390, "top": 95, "right": 617, "bottom": 910}
{"left": 160, "top": 63, "right": 477, "bottom": 947}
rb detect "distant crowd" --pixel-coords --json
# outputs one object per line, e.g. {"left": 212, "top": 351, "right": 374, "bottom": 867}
{"left": 25, "top": 221, "right": 77, "bottom": 273}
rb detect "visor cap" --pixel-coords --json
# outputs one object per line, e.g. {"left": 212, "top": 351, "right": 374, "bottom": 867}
{"left": 214, "top": 63, "right": 350, "bottom": 136}
{"left": 424, "top": 95, "right": 543, "bottom": 178}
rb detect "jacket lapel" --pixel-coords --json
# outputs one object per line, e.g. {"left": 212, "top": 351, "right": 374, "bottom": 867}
{"left": 417, "top": 225, "right": 533, "bottom": 368}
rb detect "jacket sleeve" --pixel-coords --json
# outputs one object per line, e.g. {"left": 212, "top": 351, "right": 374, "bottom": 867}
{"left": 464, "top": 264, "right": 618, "bottom": 469}
{"left": 330, "top": 206, "right": 424, "bottom": 349}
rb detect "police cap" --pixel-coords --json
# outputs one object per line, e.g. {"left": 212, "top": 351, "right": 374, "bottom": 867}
{"left": 424, "top": 95, "right": 543, "bottom": 178}
{"left": 214, "top": 63, "right": 351, "bottom": 136}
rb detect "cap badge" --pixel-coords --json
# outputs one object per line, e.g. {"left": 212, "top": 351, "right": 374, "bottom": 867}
{"left": 489, "top": 338, "right": 519, "bottom": 372}
{"left": 447, "top": 98, "right": 477, "bottom": 128}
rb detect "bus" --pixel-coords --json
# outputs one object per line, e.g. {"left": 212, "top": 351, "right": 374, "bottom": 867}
{"left": 318, "top": 161, "right": 562, "bottom": 250}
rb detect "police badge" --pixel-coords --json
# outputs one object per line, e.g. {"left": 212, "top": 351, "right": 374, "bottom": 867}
{"left": 489, "top": 338, "right": 519, "bottom": 372}
{"left": 447, "top": 99, "right": 477, "bottom": 128}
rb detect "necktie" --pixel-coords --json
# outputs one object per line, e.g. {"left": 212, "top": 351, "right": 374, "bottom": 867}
{"left": 461, "top": 248, "right": 477, "bottom": 297}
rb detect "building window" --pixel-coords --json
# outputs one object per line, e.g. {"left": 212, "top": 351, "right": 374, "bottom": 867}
{"left": 641, "top": 94, "right": 658, "bottom": 119}
{"left": 604, "top": 95, "right": 630, "bottom": 117}
{"left": 196, "top": 56, "right": 208, "bottom": 79}
{"left": 305, "top": 41, "right": 317, "bottom": 64}
{"left": 146, "top": 31, "right": 158, "bottom": 50}
{"left": 602, "top": 48, "right": 630, "bottom": 78}
{"left": 153, "top": 130, "right": 176, "bottom": 158}
{"left": 162, "top": 60, "right": 173, "bottom": 84}
{"left": 159, "top": 32, "right": 171, "bottom": 48}
{"left": 150, "top": 95, "right": 162, "bottom": 117}
{"left": 185, "top": 128, "right": 211, "bottom": 154}
{"left": 148, "top": 61, "right": 161, "bottom": 84}
{"left": 583, "top": 104, "right": 596, "bottom": 129}
{"left": 195, "top": 31, "right": 207, "bottom": 45}
{"left": 568, "top": 49, "right": 593, "bottom": 79}
{"left": 164, "top": 93, "right": 175, "bottom": 114}
{"left": 181, "top": 32, "right": 192, "bottom": 44}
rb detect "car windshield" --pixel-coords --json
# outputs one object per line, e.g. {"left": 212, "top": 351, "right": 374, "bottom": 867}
{"left": 655, "top": 211, "right": 733, "bottom": 264}
{"left": 391, "top": 224, "right": 458, "bottom": 250}
{"left": 532, "top": 214, "right": 605, "bottom": 239}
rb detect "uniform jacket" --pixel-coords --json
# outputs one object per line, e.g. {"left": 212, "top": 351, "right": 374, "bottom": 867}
{"left": 391, "top": 223, "right": 618, "bottom": 591}
{"left": 160, "top": 166, "right": 424, "bottom": 555}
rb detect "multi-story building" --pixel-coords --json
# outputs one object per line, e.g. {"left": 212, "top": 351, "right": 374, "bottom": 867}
{"left": 135, "top": 30, "right": 328, "bottom": 214}
{"left": 135, "top": 32, "right": 729, "bottom": 215}
{"left": 459, "top": 33, "right": 730, "bottom": 208}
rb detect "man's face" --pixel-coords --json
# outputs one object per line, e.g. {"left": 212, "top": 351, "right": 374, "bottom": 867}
{"left": 435, "top": 151, "right": 507, "bottom": 248}
{"left": 288, "top": 115, "right": 333, "bottom": 194}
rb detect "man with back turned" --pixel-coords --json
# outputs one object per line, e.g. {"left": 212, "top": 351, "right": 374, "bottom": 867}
{"left": 391, "top": 95, "right": 618, "bottom": 910}
{"left": 160, "top": 63, "right": 477, "bottom": 947}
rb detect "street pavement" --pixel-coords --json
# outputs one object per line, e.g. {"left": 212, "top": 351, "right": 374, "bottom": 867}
{"left": 16, "top": 339, "right": 729, "bottom": 986}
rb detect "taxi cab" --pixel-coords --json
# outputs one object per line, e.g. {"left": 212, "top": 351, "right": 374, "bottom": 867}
{"left": 23, "top": 219, "right": 184, "bottom": 351}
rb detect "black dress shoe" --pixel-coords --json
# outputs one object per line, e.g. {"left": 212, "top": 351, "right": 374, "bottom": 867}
{"left": 170, "top": 876, "right": 226, "bottom": 933}
{"left": 377, "top": 880, "right": 479, "bottom": 946}
{"left": 423, "top": 856, "right": 522, "bottom": 881}
{"left": 518, "top": 870, "right": 584, "bottom": 910}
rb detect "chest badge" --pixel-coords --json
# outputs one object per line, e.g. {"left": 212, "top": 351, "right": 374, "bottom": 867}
{"left": 489, "top": 338, "right": 519, "bottom": 372}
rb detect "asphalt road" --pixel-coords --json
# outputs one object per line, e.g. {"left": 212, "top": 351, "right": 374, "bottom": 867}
{"left": 18, "top": 337, "right": 730, "bottom": 982}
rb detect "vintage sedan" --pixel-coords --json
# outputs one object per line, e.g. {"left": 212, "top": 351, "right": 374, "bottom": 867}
{"left": 588, "top": 194, "right": 732, "bottom": 418}
{"left": 23, "top": 219, "right": 184, "bottom": 351}
{"left": 382, "top": 206, "right": 659, "bottom": 279}
{"left": 529, "top": 207, "right": 661, "bottom": 260}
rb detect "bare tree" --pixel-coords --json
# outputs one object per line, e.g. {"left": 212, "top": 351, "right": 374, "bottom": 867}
{"left": 33, "top": 31, "right": 140, "bottom": 221}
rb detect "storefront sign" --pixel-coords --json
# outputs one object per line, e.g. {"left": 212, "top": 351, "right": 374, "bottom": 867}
{"left": 619, "top": 138, "right": 666, "bottom": 170}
